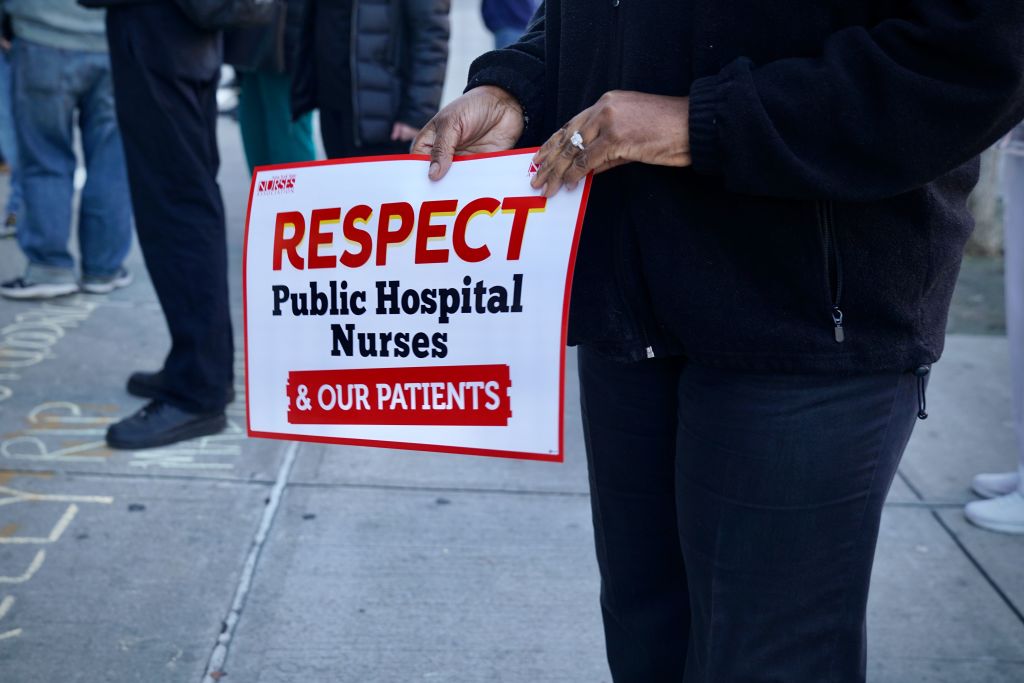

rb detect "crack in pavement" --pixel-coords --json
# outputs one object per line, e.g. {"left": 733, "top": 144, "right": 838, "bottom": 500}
{"left": 201, "top": 440, "right": 300, "bottom": 683}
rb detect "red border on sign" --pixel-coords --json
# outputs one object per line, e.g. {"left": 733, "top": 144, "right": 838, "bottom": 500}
{"left": 241, "top": 148, "right": 592, "bottom": 463}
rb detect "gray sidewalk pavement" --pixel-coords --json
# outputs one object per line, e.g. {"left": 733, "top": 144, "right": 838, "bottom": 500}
{"left": 2, "top": 3, "right": 1024, "bottom": 680}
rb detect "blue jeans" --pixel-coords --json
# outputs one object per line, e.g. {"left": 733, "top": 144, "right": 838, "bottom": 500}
{"left": 0, "top": 46, "right": 22, "bottom": 217}
{"left": 13, "top": 39, "right": 131, "bottom": 279}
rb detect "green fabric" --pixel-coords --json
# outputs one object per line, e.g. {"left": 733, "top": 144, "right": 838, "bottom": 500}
{"left": 237, "top": 72, "right": 316, "bottom": 173}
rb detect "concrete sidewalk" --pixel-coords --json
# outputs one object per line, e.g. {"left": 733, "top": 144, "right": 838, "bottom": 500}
{"left": 1, "top": 3, "right": 1023, "bottom": 680}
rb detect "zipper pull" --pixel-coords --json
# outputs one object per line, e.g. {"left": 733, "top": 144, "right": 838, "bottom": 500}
{"left": 831, "top": 306, "right": 845, "bottom": 343}
{"left": 914, "top": 364, "right": 931, "bottom": 419}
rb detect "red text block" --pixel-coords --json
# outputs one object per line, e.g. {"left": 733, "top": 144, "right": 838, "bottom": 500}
{"left": 287, "top": 365, "right": 512, "bottom": 426}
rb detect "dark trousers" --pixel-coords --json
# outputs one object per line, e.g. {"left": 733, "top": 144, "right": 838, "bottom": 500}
{"left": 106, "top": 3, "right": 233, "bottom": 414}
{"left": 578, "top": 347, "right": 921, "bottom": 683}
{"left": 319, "top": 106, "right": 409, "bottom": 159}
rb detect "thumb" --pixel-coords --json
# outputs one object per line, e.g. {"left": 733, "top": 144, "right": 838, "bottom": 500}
{"left": 427, "top": 118, "right": 458, "bottom": 181}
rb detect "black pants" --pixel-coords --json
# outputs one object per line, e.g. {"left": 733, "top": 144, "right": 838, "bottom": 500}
{"left": 319, "top": 106, "right": 410, "bottom": 159}
{"left": 106, "top": 4, "right": 233, "bottom": 414}
{"left": 578, "top": 347, "right": 921, "bottom": 683}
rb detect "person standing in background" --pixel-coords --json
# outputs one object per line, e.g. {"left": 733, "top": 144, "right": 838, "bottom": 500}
{"left": 481, "top": 0, "right": 535, "bottom": 49}
{"left": 291, "top": 0, "right": 450, "bottom": 159}
{"left": 81, "top": 0, "right": 234, "bottom": 449}
{"left": 225, "top": 0, "right": 315, "bottom": 172}
{"left": 0, "top": 0, "right": 132, "bottom": 299}
{"left": 0, "top": 9, "right": 21, "bottom": 238}
{"left": 965, "top": 125, "right": 1024, "bottom": 534}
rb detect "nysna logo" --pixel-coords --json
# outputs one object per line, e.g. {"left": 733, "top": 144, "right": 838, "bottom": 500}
{"left": 528, "top": 161, "right": 541, "bottom": 177}
{"left": 257, "top": 174, "right": 297, "bottom": 195}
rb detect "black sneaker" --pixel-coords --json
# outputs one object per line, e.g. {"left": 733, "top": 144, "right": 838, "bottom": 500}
{"left": 0, "top": 276, "right": 78, "bottom": 299}
{"left": 127, "top": 370, "right": 236, "bottom": 404}
{"left": 106, "top": 400, "right": 227, "bottom": 450}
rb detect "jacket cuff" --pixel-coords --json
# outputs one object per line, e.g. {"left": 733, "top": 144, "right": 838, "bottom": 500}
{"left": 466, "top": 53, "right": 545, "bottom": 146}
{"left": 688, "top": 72, "right": 729, "bottom": 176}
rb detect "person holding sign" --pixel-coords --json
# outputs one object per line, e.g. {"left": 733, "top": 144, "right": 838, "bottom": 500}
{"left": 413, "top": 2, "right": 1024, "bottom": 681}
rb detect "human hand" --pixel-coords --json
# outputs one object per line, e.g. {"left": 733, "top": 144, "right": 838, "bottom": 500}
{"left": 412, "top": 85, "right": 525, "bottom": 181}
{"left": 530, "top": 91, "right": 691, "bottom": 197}
{"left": 0, "top": 38, "right": 10, "bottom": 52}
{"left": 391, "top": 122, "right": 419, "bottom": 142}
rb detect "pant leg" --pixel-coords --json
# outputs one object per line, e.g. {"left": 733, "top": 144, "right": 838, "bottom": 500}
{"left": 258, "top": 72, "right": 316, "bottom": 166}
{"left": 75, "top": 49, "right": 132, "bottom": 278}
{"left": 106, "top": 3, "right": 233, "bottom": 413}
{"left": 1002, "top": 130, "right": 1024, "bottom": 477}
{"left": 675, "top": 366, "right": 920, "bottom": 683}
{"left": 237, "top": 71, "right": 271, "bottom": 173}
{"left": 578, "top": 347, "right": 690, "bottom": 682}
{"left": 319, "top": 106, "right": 354, "bottom": 159}
{"left": 0, "top": 45, "right": 22, "bottom": 217}
{"left": 11, "top": 39, "right": 77, "bottom": 274}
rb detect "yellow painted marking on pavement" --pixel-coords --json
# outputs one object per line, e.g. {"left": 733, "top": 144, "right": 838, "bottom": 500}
{"left": 0, "top": 471, "right": 52, "bottom": 486}
{"left": 0, "top": 524, "right": 17, "bottom": 538}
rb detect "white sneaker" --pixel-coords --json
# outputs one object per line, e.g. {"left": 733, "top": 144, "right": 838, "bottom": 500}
{"left": 81, "top": 267, "right": 133, "bottom": 295}
{"left": 971, "top": 471, "right": 1021, "bottom": 499}
{"left": 964, "top": 490, "right": 1024, "bottom": 534}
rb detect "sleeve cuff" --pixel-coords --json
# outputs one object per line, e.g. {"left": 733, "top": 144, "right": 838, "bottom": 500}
{"left": 688, "top": 71, "right": 729, "bottom": 176}
{"left": 466, "top": 52, "right": 546, "bottom": 146}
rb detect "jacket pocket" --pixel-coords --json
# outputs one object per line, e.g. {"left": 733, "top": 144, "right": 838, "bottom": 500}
{"left": 816, "top": 200, "right": 846, "bottom": 343}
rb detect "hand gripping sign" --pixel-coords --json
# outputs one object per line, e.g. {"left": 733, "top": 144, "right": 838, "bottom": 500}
{"left": 243, "top": 150, "right": 592, "bottom": 461}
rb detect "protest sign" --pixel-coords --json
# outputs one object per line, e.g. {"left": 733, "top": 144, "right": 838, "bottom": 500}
{"left": 243, "top": 150, "right": 592, "bottom": 461}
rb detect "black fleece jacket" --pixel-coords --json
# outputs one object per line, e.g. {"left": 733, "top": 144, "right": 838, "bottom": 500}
{"left": 467, "top": 0, "right": 1024, "bottom": 373}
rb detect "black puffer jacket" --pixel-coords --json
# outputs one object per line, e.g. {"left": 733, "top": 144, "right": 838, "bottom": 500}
{"left": 292, "top": 0, "right": 449, "bottom": 145}
{"left": 468, "top": 0, "right": 1024, "bottom": 374}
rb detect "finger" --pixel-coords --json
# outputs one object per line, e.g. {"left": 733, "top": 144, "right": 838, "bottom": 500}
{"left": 411, "top": 124, "right": 436, "bottom": 156}
{"left": 427, "top": 118, "right": 459, "bottom": 181}
{"left": 538, "top": 120, "right": 599, "bottom": 197}
{"left": 532, "top": 107, "right": 599, "bottom": 194}
{"left": 562, "top": 135, "right": 609, "bottom": 189}
{"left": 566, "top": 155, "right": 627, "bottom": 192}
{"left": 530, "top": 126, "right": 572, "bottom": 191}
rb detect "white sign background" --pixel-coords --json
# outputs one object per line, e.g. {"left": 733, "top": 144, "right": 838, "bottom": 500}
{"left": 243, "top": 150, "right": 591, "bottom": 461}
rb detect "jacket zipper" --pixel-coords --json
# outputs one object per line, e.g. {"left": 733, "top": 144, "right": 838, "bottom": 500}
{"left": 609, "top": 1, "right": 653, "bottom": 359}
{"left": 818, "top": 200, "right": 845, "bottom": 343}
{"left": 350, "top": 0, "right": 362, "bottom": 147}
{"left": 613, "top": 222, "right": 655, "bottom": 359}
